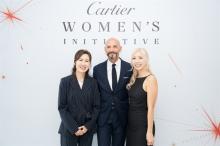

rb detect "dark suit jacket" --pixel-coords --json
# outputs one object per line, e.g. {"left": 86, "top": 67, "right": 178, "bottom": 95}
{"left": 93, "top": 59, "right": 132, "bottom": 127}
{"left": 58, "top": 75, "right": 100, "bottom": 136}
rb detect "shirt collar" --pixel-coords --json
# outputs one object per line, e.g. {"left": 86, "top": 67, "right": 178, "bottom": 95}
{"left": 107, "top": 58, "right": 121, "bottom": 69}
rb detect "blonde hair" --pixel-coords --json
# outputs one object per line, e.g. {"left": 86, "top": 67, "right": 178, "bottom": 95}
{"left": 127, "top": 48, "right": 153, "bottom": 90}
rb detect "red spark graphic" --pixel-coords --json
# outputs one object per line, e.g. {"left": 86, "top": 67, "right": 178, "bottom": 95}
{"left": 0, "top": 8, "right": 22, "bottom": 22}
{"left": 0, "top": 0, "right": 33, "bottom": 23}
{"left": 168, "top": 53, "right": 183, "bottom": 76}
{"left": 156, "top": 107, "right": 220, "bottom": 145}
{"left": 192, "top": 108, "right": 220, "bottom": 141}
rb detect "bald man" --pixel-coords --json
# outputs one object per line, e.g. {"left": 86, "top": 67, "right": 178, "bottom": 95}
{"left": 93, "top": 38, "right": 132, "bottom": 146}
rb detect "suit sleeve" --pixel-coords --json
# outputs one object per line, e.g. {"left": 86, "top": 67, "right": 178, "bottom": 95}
{"left": 58, "top": 78, "right": 78, "bottom": 134}
{"left": 93, "top": 66, "right": 97, "bottom": 79}
{"left": 85, "top": 80, "right": 100, "bottom": 131}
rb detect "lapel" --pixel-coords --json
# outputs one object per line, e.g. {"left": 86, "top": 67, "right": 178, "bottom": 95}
{"left": 70, "top": 75, "right": 80, "bottom": 90}
{"left": 102, "top": 61, "right": 112, "bottom": 92}
{"left": 114, "top": 60, "right": 127, "bottom": 93}
{"left": 70, "top": 74, "right": 89, "bottom": 91}
{"left": 82, "top": 76, "right": 90, "bottom": 91}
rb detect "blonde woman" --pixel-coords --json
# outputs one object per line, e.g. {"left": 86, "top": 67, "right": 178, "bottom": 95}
{"left": 126, "top": 48, "right": 158, "bottom": 146}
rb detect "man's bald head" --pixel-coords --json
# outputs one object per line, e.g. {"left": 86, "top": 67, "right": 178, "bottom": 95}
{"left": 105, "top": 37, "right": 121, "bottom": 48}
{"left": 104, "top": 37, "right": 122, "bottom": 63}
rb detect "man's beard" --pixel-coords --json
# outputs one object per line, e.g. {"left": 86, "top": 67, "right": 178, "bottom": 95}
{"left": 107, "top": 52, "right": 118, "bottom": 62}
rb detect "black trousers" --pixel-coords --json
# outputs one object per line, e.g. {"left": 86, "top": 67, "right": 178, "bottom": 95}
{"left": 97, "top": 109, "right": 126, "bottom": 146}
{"left": 60, "top": 132, "right": 93, "bottom": 146}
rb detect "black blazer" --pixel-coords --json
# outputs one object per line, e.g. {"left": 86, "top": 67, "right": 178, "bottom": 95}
{"left": 58, "top": 75, "right": 100, "bottom": 136}
{"left": 93, "top": 59, "right": 132, "bottom": 127}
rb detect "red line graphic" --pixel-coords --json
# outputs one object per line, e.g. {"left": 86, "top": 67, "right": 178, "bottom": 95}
{"left": 168, "top": 53, "right": 183, "bottom": 76}
{"left": 20, "top": 44, "right": 29, "bottom": 64}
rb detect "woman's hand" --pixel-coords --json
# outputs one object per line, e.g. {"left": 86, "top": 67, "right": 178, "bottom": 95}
{"left": 74, "top": 125, "right": 88, "bottom": 136}
{"left": 146, "top": 131, "right": 154, "bottom": 146}
{"left": 74, "top": 129, "right": 84, "bottom": 136}
{"left": 79, "top": 125, "right": 88, "bottom": 134}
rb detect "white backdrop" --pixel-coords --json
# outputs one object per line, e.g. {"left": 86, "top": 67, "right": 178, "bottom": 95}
{"left": 0, "top": 0, "right": 219, "bottom": 146}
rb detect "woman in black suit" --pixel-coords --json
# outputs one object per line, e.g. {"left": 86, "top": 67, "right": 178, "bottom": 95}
{"left": 58, "top": 49, "right": 100, "bottom": 146}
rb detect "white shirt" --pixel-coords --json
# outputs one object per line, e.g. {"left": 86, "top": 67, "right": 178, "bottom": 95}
{"left": 107, "top": 59, "right": 121, "bottom": 90}
{"left": 78, "top": 80, "right": 83, "bottom": 89}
